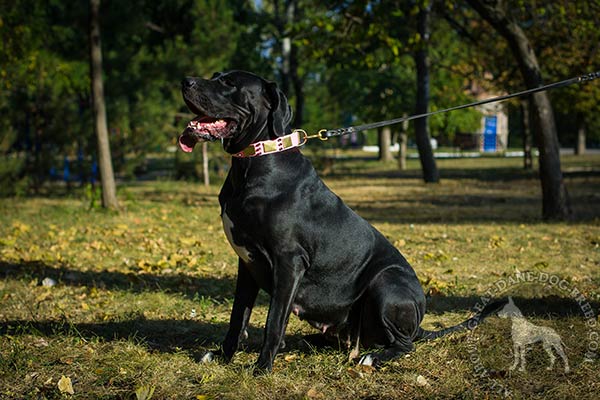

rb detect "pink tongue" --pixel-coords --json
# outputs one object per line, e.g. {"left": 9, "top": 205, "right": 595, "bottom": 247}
{"left": 178, "top": 135, "right": 196, "bottom": 153}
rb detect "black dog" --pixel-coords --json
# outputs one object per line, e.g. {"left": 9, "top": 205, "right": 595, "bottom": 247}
{"left": 179, "top": 71, "right": 502, "bottom": 372}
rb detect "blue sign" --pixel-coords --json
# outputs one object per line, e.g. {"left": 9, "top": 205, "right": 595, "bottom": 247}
{"left": 483, "top": 116, "right": 497, "bottom": 152}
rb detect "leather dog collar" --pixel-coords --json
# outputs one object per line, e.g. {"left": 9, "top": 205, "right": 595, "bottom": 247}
{"left": 232, "top": 130, "right": 308, "bottom": 158}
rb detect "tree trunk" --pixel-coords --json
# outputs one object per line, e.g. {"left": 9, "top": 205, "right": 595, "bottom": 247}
{"left": 520, "top": 98, "right": 533, "bottom": 169}
{"left": 576, "top": 114, "right": 586, "bottom": 155}
{"left": 291, "top": 42, "right": 304, "bottom": 127}
{"left": 467, "top": 0, "right": 570, "bottom": 220}
{"left": 378, "top": 127, "right": 393, "bottom": 161}
{"left": 414, "top": 2, "right": 439, "bottom": 183}
{"left": 277, "top": 0, "right": 304, "bottom": 128}
{"left": 89, "top": 0, "right": 118, "bottom": 209}
{"left": 398, "top": 132, "right": 408, "bottom": 170}
{"left": 277, "top": 0, "right": 296, "bottom": 97}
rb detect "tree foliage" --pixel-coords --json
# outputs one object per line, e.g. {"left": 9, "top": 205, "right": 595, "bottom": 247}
{"left": 0, "top": 0, "right": 598, "bottom": 196}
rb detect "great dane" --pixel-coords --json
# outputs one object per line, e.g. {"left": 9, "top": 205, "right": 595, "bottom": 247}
{"left": 179, "top": 70, "right": 502, "bottom": 372}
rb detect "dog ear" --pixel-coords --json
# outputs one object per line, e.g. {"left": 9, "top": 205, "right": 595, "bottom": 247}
{"left": 265, "top": 82, "right": 293, "bottom": 137}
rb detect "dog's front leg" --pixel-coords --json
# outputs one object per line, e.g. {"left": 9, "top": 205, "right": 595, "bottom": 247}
{"left": 255, "top": 257, "right": 304, "bottom": 373}
{"left": 222, "top": 259, "right": 259, "bottom": 362}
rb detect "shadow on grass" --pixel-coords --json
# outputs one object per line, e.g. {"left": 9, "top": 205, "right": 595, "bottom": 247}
{"left": 342, "top": 180, "right": 599, "bottom": 224}
{"left": 426, "top": 294, "right": 599, "bottom": 318}
{"left": 0, "top": 260, "right": 238, "bottom": 303}
{"left": 1, "top": 294, "right": 594, "bottom": 359}
{"left": 0, "top": 317, "right": 307, "bottom": 361}
{"left": 328, "top": 166, "right": 535, "bottom": 182}
{"left": 0, "top": 316, "right": 321, "bottom": 359}
{"left": 325, "top": 160, "right": 600, "bottom": 182}
{"left": 0, "top": 317, "right": 227, "bottom": 353}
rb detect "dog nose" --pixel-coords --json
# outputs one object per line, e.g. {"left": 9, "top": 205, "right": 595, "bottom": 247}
{"left": 182, "top": 77, "right": 196, "bottom": 88}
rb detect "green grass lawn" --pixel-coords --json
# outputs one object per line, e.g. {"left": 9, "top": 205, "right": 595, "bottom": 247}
{"left": 1, "top": 154, "right": 599, "bottom": 399}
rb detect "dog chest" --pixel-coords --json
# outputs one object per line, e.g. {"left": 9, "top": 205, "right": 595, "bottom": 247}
{"left": 221, "top": 208, "right": 252, "bottom": 263}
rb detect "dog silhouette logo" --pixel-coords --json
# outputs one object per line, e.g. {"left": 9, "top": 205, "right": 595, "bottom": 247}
{"left": 498, "top": 297, "right": 570, "bottom": 373}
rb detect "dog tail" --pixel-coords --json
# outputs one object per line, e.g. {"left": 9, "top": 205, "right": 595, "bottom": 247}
{"left": 415, "top": 298, "right": 508, "bottom": 341}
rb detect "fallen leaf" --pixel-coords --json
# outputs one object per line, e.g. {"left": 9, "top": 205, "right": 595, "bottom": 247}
{"left": 357, "top": 364, "right": 375, "bottom": 374}
{"left": 135, "top": 385, "right": 155, "bottom": 400}
{"left": 42, "top": 277, "right": 57, "bottom": 287}
{"left": 59, "top": 357, "right": 74, "bottom": 365}
{"left": 57, "top": 375, "right": 74, "bottom": 395}
{"left": 33, "top": 338, "right": 49, "bottom": 348}
{"left": 307, "top": 387, "right": 325, "bottom": 399}
{"left": 416, "top": 374, "right": 430, "bottom": 388}
{"left": 347, "top": 367, "right": 363, "bottom": 379}
{"left": 284, "top": 354, "right": 297, "bottom": 362}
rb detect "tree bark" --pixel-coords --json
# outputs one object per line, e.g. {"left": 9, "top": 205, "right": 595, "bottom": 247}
{"left": 277, "top": 0, "right": 296, "bottom": 97}
{"left": 89, "top": 0, "right": 118, "bottom": 209}
{"left": 291, "top": 42, "right": 304, "bottom": 127}
{"left": 576, "top": 114, "right": 586, "bottom": 155}
{"left": 378, "top": 127, "right": 393, "bottom": 161}
{"left": 276, "top": 0, "right": 304, "bottom": 128}
{"left": 520, "top": 98, "right": 533, "bottom": 169}
{"left": 414, "top": 2, "right": 439, "bottom": 183}
{"left": 467, "top": 0, "right": 570, "bottom": 219}
{"left": 398, "top": 132, "right": 408, "bottom": 170}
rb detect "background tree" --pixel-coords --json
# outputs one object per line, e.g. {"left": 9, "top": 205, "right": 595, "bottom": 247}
{"left": 90, "top": 0, "right": 118, "bottom": 209}
{"left": 413, "top": 0, "right": 439, "bottom": 182}
{"left": 531, "top": 0, "right": 600, "bottom": 155}
{"left": 466, "top": 0, "right": 571, "bottom": 220}
{"left": 0, "top": 0, "right": 90, "bottom": 194}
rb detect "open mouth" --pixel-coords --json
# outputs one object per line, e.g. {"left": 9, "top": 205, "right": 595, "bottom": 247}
{"left": 178, "top": 115, "right": 237, "bottom": 153}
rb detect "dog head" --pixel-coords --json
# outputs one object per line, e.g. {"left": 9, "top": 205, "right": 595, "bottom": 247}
{"left": 179, "top": 70, "right": 293, "bottom": 154}
{"left": 497, "top": 297, "right": 521, "bottom": 319}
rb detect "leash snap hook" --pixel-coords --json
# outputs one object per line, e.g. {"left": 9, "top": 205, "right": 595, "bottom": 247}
{"left": 317, "top": 129, "right": 329, "bottom": 141}
{"left": 304, "top": 129, "right": 329, "bottom": 141}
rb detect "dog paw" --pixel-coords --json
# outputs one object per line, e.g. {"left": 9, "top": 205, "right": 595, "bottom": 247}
{"left": 358, "top": 354, "right": 375, "bottom": 367}
{"left": 200, "top": 351, "right": 216, "bottom": 363}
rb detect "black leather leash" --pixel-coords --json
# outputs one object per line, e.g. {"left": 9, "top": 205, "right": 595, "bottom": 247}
{"left": 304, "top": 71, "right": 600, "bottom": 141}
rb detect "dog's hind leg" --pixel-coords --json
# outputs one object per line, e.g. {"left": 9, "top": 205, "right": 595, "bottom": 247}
{"left": 357, "top": 267, "right": 425, "bottom": 367}
{"left": 358, "top": 340, "right": 414, "bottom": 367}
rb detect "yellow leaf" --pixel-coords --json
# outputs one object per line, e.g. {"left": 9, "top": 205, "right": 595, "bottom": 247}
{"left": 12, "top": 221, "right": 30, "bottom": 234}
{"left": 57, "top": 375, "right": 74, "bottom": 395}
{"left": 135, "top": 385, "right": 155, "bottom": 400}
{"left": 196, "top": 396, "right": 209, "bottom": 400}
{"left": 307, "top": 387, "right": 325, "bottom": 399}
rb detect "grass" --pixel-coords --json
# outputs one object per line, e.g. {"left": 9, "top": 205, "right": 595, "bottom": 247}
{"left": 1, "top": 153, "right": 599, "bottom": 399}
